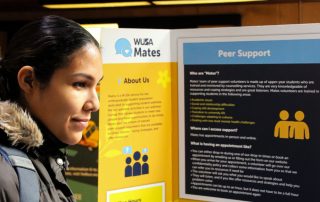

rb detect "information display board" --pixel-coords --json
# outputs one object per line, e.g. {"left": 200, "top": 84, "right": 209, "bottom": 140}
{"left": 98, "top": 24, "right": 320, "bottom": 202}
{"left": 178, "top": 33, "right": 320, "bottom": 201}
{"left": 98, "top": 28, "right": 175, "bottom": 202}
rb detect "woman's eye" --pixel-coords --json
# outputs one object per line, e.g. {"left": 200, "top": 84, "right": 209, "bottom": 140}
{"left": 73, "top": 82, "right": 86, "bottom": 88}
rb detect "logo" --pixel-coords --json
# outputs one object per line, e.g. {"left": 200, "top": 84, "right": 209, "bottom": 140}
{"left": 123, "top": 146, "right": 150, "bottom": 177}
{"left": 115, "top": 38, "right": 132, "bottom": 57}
{"left": 115, "top": 37, "right": 161, "bottom": 58}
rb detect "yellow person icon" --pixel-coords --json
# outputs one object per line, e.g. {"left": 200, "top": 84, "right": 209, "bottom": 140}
{"left": 274, "top": 110, "right": 293, "bottom": 139}
{"left": 289, "top": 111, "right": 310, "bottom": 140}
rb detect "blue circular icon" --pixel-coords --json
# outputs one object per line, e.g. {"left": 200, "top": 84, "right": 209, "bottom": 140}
{"left": 115, "top": 38, "right": 132, "bottom": 57}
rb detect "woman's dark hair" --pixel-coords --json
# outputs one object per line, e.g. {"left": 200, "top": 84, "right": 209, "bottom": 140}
{"left": 0, "top": 15, "right": 99, "bottom": 102}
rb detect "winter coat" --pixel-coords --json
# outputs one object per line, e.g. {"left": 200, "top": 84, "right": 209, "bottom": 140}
{"left": 0, "top": 101, "right": 76, "bottom": 202}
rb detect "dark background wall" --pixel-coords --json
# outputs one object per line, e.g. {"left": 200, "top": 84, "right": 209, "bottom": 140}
{"left": 1, "top": 0, "right": 320, "bottom": 56}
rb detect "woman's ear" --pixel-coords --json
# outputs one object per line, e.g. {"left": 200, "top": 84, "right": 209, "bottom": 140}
{"left": 17, "top": 66, "right": 35, "bottom": 93}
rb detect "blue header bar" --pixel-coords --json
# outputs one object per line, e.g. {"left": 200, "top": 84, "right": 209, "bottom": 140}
{"left": 183, "top": 39, "right": 320, "bottom": 64}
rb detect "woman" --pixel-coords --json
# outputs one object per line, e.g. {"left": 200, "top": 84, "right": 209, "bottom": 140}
{"left": 0, "top": 15, "right": 103, "bottom": 201}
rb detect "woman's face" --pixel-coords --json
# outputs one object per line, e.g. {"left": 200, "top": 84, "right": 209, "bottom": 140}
{"left": 28, "top": 43, "right": 103, "bottom": 145}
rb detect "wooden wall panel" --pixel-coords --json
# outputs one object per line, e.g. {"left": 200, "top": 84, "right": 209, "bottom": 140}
{"left": 0, "top": 2, "right": 320, "bottom": 28}
{"left": 301, "top": 2, "right": 320, "bottom": 23}
{"left": 241, "top": 3, "right": 300, "bottom": 25}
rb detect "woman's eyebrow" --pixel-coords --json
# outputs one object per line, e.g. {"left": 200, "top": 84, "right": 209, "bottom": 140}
{"left": 71, "top": 73, "right": 94, "bottom": 81}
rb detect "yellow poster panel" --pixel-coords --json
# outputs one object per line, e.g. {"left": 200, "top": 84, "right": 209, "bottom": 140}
{"left": 98, "top": 62, "right": 174, "bottom": 202}
{"left": 107, "top": 182, "right": 164, "bottom": 202}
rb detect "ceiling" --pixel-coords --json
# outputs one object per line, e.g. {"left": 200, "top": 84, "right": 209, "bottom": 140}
{"left": 0, "top": 0, "right": 40, "bottom": 11}
{"left": 0, "top": 0, "right": 311, "bottom": 24}
{"left": 0, "top": 0, "right": 304, "bottom": 12}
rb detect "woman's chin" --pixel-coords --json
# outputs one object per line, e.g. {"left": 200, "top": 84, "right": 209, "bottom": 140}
{"left": 63, "top": 133, "right": 83, "bottom": 145}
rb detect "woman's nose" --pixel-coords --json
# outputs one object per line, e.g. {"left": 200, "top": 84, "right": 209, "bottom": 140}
{"left": 84, "top": 89, "right": 100, "bottom": 112}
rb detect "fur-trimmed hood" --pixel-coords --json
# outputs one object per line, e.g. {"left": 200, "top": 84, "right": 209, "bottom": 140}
{"left": 0, "top": 101, "right": 43, "bottom": 149}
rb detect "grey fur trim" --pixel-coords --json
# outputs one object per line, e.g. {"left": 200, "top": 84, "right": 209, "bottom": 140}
{"left": 0, "top": 101, "right": 43, "bottom": 149}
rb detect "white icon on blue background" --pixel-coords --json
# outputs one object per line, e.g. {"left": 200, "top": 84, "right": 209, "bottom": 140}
{"left": 122, "top": 146, "right": 132, "bottom": 154}
{"left": 142, "top": 148, "right": 148, "bottom": 153}
{"left": 115, "top": 38, "right": 132, "bottom": 57}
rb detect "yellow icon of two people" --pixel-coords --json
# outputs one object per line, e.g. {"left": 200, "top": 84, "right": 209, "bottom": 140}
{"left": 274, "top": 110, "right": 310, "bottom": 140}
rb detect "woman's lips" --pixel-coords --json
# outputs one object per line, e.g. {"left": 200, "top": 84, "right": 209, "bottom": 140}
{"left": 72, "top": 118, "right": 89, "bottom": 131}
